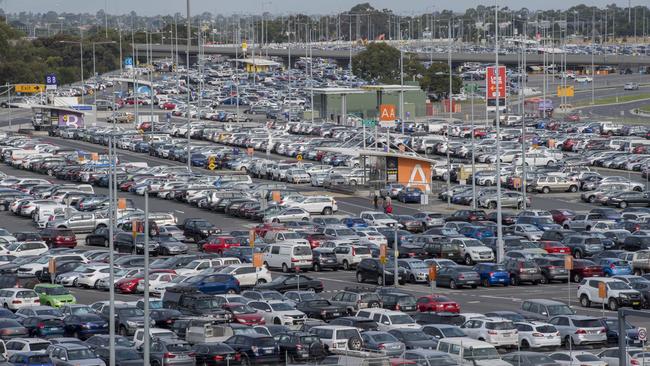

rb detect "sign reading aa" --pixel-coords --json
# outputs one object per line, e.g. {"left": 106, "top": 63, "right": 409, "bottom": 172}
{"left": 379, "top": 104, "right": 397, "bottom": 128}
{"left": 486, "top": 66, "right": 507, "bottom": 99}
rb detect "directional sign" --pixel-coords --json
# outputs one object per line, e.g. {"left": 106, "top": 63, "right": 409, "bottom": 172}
{"left": 639, "top": 327, "right": 647, "bottom": 342}
{"left": 46, "top": 74, "right": 58, "bottom": 90}
{"left": 296, "top": 154, "right": 303, "bottom": 161}
{"left": 362, "top": 119, "right": 376, "bottom": 127}
{"left": 207, "top": 156, "right": 217, "bottom": 170}
{"left": 15, "top": 84, "right": 44, "bottom": 94}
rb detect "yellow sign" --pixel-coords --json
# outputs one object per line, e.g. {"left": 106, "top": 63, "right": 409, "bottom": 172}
{"left": 429, "top": 266, "right": 437, "bottom": 281}
{"left": 207, "top": 156, "right": 217, "bottom": 170}
{"left": 15, "top": 84, "right": 45, "bottom": 93}
{"left": 249, "top": 230, "right": 256, "bottom": 248}
{"left": 557, "top": 86, "right": 575, "bottom": 97}
{"left": 242, "top": 40, "right": 248, "bottom": 52}
{"left": 117, "top": 198, "right": 127, "bottom": 210}
{"left": 253, "top": 253, "right": 263, "bottom": 268}
{"left": 564, "top": 255, "right": 573, "bottom": 270}
{"left": 272, "top": 191, "right": 281, "bottom": 203}
{"left": 598, "top": 281, "right": 607, "bottom": 299}
{"left": 379, "top": 244, "right": 387, "bottom": 264}
{"left": 132, "top": 219, "right": 138, "bottom": 238}
{"left": 297, "top": 154, "right": 303, "bottom": 161}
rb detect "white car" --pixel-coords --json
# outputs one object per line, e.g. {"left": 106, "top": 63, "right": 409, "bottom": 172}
{"left": 219, "top": 264, "right": 272, "bottom": 287}
{"left": 248, "top": 300, "right": 307, "bottom": 327}
{"left": 136, "top": 273, "right": 177, "bottom": 294}
{"left": 285, "top": 196, "right": 338, "bottom": 215}
{"left": 175, "top": 259, "right": 225, "bottom": 277}
{"left": 514, "top": 321, "right": 561, "bottom": 348}
{"left": 354, "top": 228, "right": 387, "bottom": 246}
{"left": 450, "top": 237, "right": 495, "bottom": 265}
{"left": 75, "top": 265, "right": 113, "bottom": 289}
{"left": 285, "top": 169, "right": 311, "bottom": 184}
{"left": 360, "top": 211, "right": 398, "bottom": 227}
{"left": 575, "top": 76, "right": 593, "bottom": 82}
{"left": 355, "top": 309, "right": 421, "bottom": 331}
{"left": 152, "top": 275, "right": 192, "bottom": 296}
{"left": 0, "top": 288, "right": 40, "bottom": 310}
{"left": 5, "top": 338, "right": 53, "bottom": 357}
{"left": 577, "top": 277, "right": 642, "bottom": 311}
{"left": 461, "top": 317, "right": 518, "bottom": 347}
{"left": 549, "top": 351, "right": 606, "bottom": 366}
{"left": 3, "top": 241, "right": 49, "bottom": 257}
{"left": 310, "top": 325, "right": 363, "bottom": 351}
{"left": 263, "top": 208, "right": 310, "bottom": 223}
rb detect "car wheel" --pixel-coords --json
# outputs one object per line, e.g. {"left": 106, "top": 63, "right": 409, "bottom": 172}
{"left": 464, "top": 255, "right": 473, "bottom": 265}
{"left": 356, "top": 272, "right": 363, "bottom": 283}
{"left": 322, "top": 207, "right": 333, "bottom": 215}
{"left": 580, "top": 294, "right": 591, "bottom": 307}
{"left": 588, "top": 196, "right": 596, "bottom": 203}
{"left": 449, "top": 280, "right": 457, "bottom": 289}
{"left": 540, "top": 275, "right": 548, "bottom": 284}
{"left": 103, "top": 239, "right": 109, "bottom": 248}
{"left": 348, "top": 337, "right": 362, "bottom": 351}
{"left": 119, "top": 326, "right": 128, "bottom": 336}
{"left": 488, "top": 202, "right": 497, "bottom": 209}
{"left": 94, "top": 280, "right": 100, "bottom": 289}
{"left": 542, "top": 186, "right": 550, "bottom": 194}
{"left": 573, "top": 273, "right": 582, "bottom": 283}
{"left": 608, "top": 298, "right": 619, "bottom": 311}
{"left": 564, "top": 336, "right": 572, "bottom": 349}
{"left": 377, "top": 275, "right": 384, "bottom": 286}
{"left": 569, "top": 185, "right": 578, "bottom": 193}
{"left": 369, "top": 301, "right": 380, "bottom": 308}
{"left": 482, "top": 278, "right": 490, "bottom": 287}
{"left": 343, "top": 260, "right": 350, "bottom": 271}
{"left": 619, "top": 201, "right": 628, "bottom": 209}
{"left": 520, "top": 339, "right": 530, "bottom": 349}
{"left": 574, "top": 251, "right": 583, "bottom": 259}
{"left": 227, "top": 289, "right": 237, "bottom": 294}
{"left": 410, "top": 275, "right": 416, "bottom": 284}
{"left": 511, "top": 276, "right": 519, "bottom": 286}
{"left": 314, "top": 263, "right": 321, "bottom": 272}
{"left": 282, "top": 263, "right": 289, "bottom": 273}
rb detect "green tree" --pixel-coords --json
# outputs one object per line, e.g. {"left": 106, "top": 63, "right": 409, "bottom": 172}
{"left": 352, "top": 42, "right": 401, "bottom": 83}
{"left": 419, "top": 63, "right": 463, "bottom": 99}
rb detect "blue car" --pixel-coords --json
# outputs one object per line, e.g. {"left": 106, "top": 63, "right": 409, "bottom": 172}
{"left": 472, "top": 263, "right": 510, "bottom": 287}
{"left": 63, "top": 314, "right": 108, "bottom": 339}
{"left": 190, "top": 153, "right": 208, "bottom": 167}
{"left": 186, "top": 274, "right": 240, "bottom": 295}
{"left": 397, "top": 187, "right": 423, "bottom": 203}
{"left": 22, "top": 316, "right": 65, "bottom": 337}
{"left": 459, "top": 225, "right": 494, "bottom": 240}
{"left": 341, "top": 217, "right": 368, "bottom": 228}
{"left": 8, "top": 353, "right": 53, "bottom": 366}
{"left": 598, "top": 258, "right": 632, "bottom": 276}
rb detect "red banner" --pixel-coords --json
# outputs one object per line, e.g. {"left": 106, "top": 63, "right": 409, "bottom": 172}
{"left": 486, "top": 66, "right": 507, "bottom": 100}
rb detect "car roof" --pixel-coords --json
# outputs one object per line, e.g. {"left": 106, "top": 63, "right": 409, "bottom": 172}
{"left": 525, "top": 299, "right": 567, "bottom": 306}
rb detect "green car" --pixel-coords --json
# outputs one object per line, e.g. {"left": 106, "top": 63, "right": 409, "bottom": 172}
{"left": 33, "top": 284, "right": 76, "bottom": 308}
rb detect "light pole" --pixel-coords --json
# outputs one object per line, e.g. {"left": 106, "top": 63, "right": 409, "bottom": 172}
{"left": 92, "top": 41, "right": 116, "bottom": 104}
{"left": 59, "top": 29, "right": 85, "bottom": 104}
{"left": 186, "top": 0, "right": 192, "bottom": 171}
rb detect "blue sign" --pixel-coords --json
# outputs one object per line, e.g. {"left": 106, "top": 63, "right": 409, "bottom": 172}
{"left": 71, "top": 105, "right": 93, "bottom": 111}
{"left": 46, "top": 74, "right": 57, "bottom": 86}
{"left": 124, "top": 57, "right": 133, "bottom": 66}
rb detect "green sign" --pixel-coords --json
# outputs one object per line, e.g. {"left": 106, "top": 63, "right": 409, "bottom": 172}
{"left": 463, "top": 84, "right": 479, "bottom": 93}
{"left": 362, "top": 119, "right": 376, "bottom": 127}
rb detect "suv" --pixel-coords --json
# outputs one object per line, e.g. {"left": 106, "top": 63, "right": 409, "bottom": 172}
{"left": 161, "top": 286, "right": 230, "bottom": 322}
{"left": 329, "top": 289, "right": 383, "bottom": 314}
{"left": 530, "top": 176, "right": 578, "bottom": 193}
{"left": 355, "top": 258, "right": 405, "bottom": 286}
{"left": 563, "top": 235, "right": 604, "bottom": 258}
{"left": 450, "top": 238, "right": 495, "bottom": 265}
{"left": 460, "top": 317, "right": 518, "bottom": 347}
{"left": 309, "top": 326, "right": 363, "bottom": 352}
{"left": 549, "top": 315, "right": 607, "bottom": 347}
{"left": 578, "top": 277, "right": 643, "bottom": 311}
{"left": 503, "top": 259, "right": 543, "bottom": 286}
{"left": 333, "top": 245, "right": 371, "bottom": 270}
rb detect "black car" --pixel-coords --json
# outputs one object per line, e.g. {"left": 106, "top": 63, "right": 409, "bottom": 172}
{"left": 191, "top": 342, "right": 241, "bottom": 366}
{"left": 224, "top": 334, "right": 280, "bottom": 365}
{"left": 445, "top": 210, "right": 488, "bottom": 222}
{"left": 504, "top": 259, "right": 543, "bottom": 286}
{"left": 487, "top": 211, "right": 517, "bottom": 225}
{"left": 388, "top": 328, "right": 438, "bottom": 350}
{"left": 84, "top": 227, "right": 110, "bottom": 247}
{"left": 356, "top": 258, "right": 406, "bottom": 286}
{"left": 413, "top": 312, "right": 464, "bottom": 326}
{"left": 622, "top": 235, "right": 650, "bottom": 251}
{"left": 295, "top": 299, "right": 348, "bottom": 320}
{"left": 12, "top": 232, "right": 42, "bottom": 242}
{"left": 329, "top": 317, "right": 378, "bottom": 331}
{"left": 95, "top": 346, "right": 144, "bottom": 366}
{"left": 311, "top": 249, "right": 338, "bottom": 272}
{"left": 381, "top": 292, "right": 417, "bottom": 312}
{"left": 113, "top": 233, "right": 160, "bottom": 256}
{"left": 276, "top": 331, "right": 326, "bottom": 363}
{"left": 254, "top": 274, "right": 323, "bottom": 293}
{"left": 149, "top": 309, "right": 183, "bottom": 328}
{"left": 435, "top": 267, "right": 480, "bottom": 289}
{"left": 161, "top": 287, "right": 230, "bottom": 321}
{"left": 98, "top": 305, "right": 146, "bottom": 336}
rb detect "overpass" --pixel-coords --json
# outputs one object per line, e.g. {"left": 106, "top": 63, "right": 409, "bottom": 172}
{"left": 136, "top": 43, "right": 650, "bottom": 67}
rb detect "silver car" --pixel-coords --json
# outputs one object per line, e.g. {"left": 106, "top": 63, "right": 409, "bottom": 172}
{"left": 549, "top": 315, "right": 607, "bottom": 347}
{"left": 49, "top": 344, "right": 106, "bottom": 366}
{"left": 398, "top": 259, "right": 430, "bottom": 283}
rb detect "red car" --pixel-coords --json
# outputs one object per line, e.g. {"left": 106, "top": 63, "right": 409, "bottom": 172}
{"left": 570, "top": 259, "right": 603, "bottom": 283}
{"left": 161, "top": 102, "right": 176, "bottom": 110}
{"left": 221, "top": 303, "right": 265, "bottom": 326}
{"left": 541, "top": 241, "right": 571, "bottom": 254}
{"left": 253, "top": 223, "right": 286, "bottom": 238}
{"left": 41, "top": 228, "right": 77, "bottom": 248}
{"left": 115, "top": 269, "right": 176, "bottom": 294}
{"left": 303, "top": 233, "right": 334, "bottom": 249}
{"left": 416, "top": 295, "right": 460, "bottom": 313}
{"left": 202, "top": 236, "right": 241, "bottom": 254}
{"left": 550, "top": 209, "right": 575, "bottom": 225}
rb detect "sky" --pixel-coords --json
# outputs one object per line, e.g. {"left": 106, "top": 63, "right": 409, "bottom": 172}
{"left": 0, "top": 0, "right": 637, "bottom": 16}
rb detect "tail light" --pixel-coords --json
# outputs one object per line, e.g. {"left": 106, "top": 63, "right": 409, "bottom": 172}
{"left": 378, "top": 343, "right": 385, "bottom": 350}
{"left": 351, "top": 247, "right": 356, "bottom": 256}
{"left": 610, "top": 263, "right": 616, "bottom": 269}
{"left": 575, "top": 329, "right": 587, "bottom": 334}
{"left": 458, "top": 275, "right": 465, "bottom": 279}
{"left": 213, "top": 355, "right": 224, "bottom": 361}
{"left": 488, "top": 272, "right": 494, "bottom": 277}
{"left": 188, "top": 352, "right": 196, "bottom": 357}
{"left": 34, "top": 299, "right": 39, "bottom": 303}
{"left": 631, "top": 360, "right": 640, "bottom": 366}
{"left": 163, "top": 353, "right": 176, "bottom": 359}
{"left": 11, "top": 300, "right": 21, "bottom": 304}
{"left": 291, "top": 258, "right": 299, "bottom": 262}
{"left": 532, "top": 332, "right": 544, "bottom": 337}
{"left": 600, "top": 327, "right": 606, "bottom": 333}
{"left": 296, "top": 344, "right": 303, "bottom": 351}
{"left": 548, "top": 266, "right": 556, "bottom": 270}
{"left": 395, "top": 304, "right": 401, "bottom": 311}
{"left": 234, "top": 353, "right": 241, "bottom": 361}
{"left": 37, "top": 322, "right": 45, "bottom": 329}
{"left": 487, "top": 330, "right": 498, "bottom": 335}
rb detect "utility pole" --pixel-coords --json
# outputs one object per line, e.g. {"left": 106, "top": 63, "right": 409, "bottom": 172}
{"left": 495, "top": 3, "right": 504, "bottom": 263}
{"left": 186, "top": 0, "right": 192, "bottom": 171}
{"left": 446, "top": 19, "right": 452, "bottom": 209}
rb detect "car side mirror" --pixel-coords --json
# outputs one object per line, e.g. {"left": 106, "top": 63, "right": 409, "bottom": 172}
{"left": 383, "top": 321, "right": 390, "bottom": 325}
{"left": 266, "top": 309, "right": 272, "bottom": 312}
{"left": 60, "top": 358, "right": 66, "bottom": 361}
{"left": 541, "top": 312, "right": 547, "bottom": 316}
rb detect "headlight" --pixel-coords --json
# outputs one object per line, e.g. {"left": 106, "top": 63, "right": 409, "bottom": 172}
{"left": 126, "top": 320, "right": 137, "bottom": 326}
{"left": 620, "top": 294, "right": 629, "bottom": 299}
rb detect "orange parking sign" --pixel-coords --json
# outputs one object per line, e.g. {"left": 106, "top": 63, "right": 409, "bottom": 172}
{"left": 253, "top": 253, "right": 263, "bottom": 268}
{"left": 379, "top": 104, "right": 396, "bottom": 121}
{"left": 429, "top": 266, "right": 437, "bottom": 281}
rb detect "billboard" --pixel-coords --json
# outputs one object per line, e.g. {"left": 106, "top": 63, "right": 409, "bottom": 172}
{"left": 397, "top": 157, "right": 432, "bottom": 193}
{"left": 58, "top": 112, "right": 84, "bottom": 128}
{"left": 486, "top": 66, "right": 507, "bottom": 100}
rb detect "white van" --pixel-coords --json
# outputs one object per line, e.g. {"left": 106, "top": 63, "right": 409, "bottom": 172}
{"left": 436, "top": 338, "right": 511, "bottom": 366}
{"left": 355, "top": 308, "right": 421, "bottom": 331}
{"left": 263, "top": 243, "right": 313, "bottom": 273}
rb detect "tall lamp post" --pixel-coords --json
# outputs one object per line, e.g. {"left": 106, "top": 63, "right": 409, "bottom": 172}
{"left": 59, "top": 29, "right": 86, "bottom": 104}
{"left": 92, "top": 41, "right": 116, "bottom": 104}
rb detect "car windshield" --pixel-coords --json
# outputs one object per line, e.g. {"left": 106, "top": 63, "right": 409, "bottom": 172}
{"left": 336, "top": 228, "right": 356, "bottom": 236}
{"left": 371, "top": 333, "right": 398, "bottom": 342}
{"left": 402, "top": 330, "right": 429, "bottom": 341}
{"left": 547, "top": 305, "right": 573, "bottom": 316}
{"left": 44, "top": 287, "right": 69, "bottom": 296}
{"left": 573, "top": 319, "right": 602, "bottom": 328}
{"left": 35, "top": 309, "right": 63, "bottom": 317}
{"left": 390, "top": 314, "right": 415, "bottom": 324}
{"left": 576, "top": 354, "right": 601, "bottom": 362}
{"left": 294, "top": 246, "right": 311, "bottom": 256}
{"left": 464, "top": 347, "right": 500, "bottom": 360}
{"left": 229, "top": 305, "right": 257, "bottom": 314}
{"left": 426, "top": 355, "right": 457, "bottom": 366}
{"left": 281, "top": 232, "right": 302, "bottom": 239}
{"left": 195, "top": 299, "right": 221, "bottom": 309}
{"left": 116, "top": 350, "right": 141, "bottom": 361}
{"left": 486, "top": 322, "right": 515, "bottom": 330}
{"left": 372, "top": 213, "right": 390, "bottom": 220}
{"left": 15, "top": 291, "right": 36, "bottom": 298}
{"left": 408, "top": 261, "right": 427, "bottom": 269}
{"left": 117, "top": 308, "right": 144, "bottom": 317}
{"left": 270, "top": 303, "right": 294, "bottom": 311}
{"left": 27, "top": 356, "right": 51, "bottom": 364}
{"left": 69, "top": 306, "right": 93, "bottom": 315}
{"left": 167, "top": 343, "right": 191, "bottom": 352}
{"left": 608, "top": 282, "right": 631, "bottom": 290}
{"left": 464, "top": 240, "right": 484, "bottom": 247}
{"left": 441, "top": 327, "right": 466, "bottom": 337}
{"left": 67, "top": 349, "right": 96, "bottom": 360}
{"left": 335, "top": 329, "right": 359, "bottom": 340}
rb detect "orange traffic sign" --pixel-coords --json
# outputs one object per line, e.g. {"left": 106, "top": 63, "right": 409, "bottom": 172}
{"left": 564, "top": 255, "right": 573, "bottom": 270}
{"left": 598, "top": 281, "right": 607, "bottom": 299}
{"left": 253, "top": 253, "right": 263, "bottom": 268}
{"left": 379, "top": 104, "right": 396, "bottom": 121}
{"left": 429, "top": 266, "right": 437, "bottom": 281}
